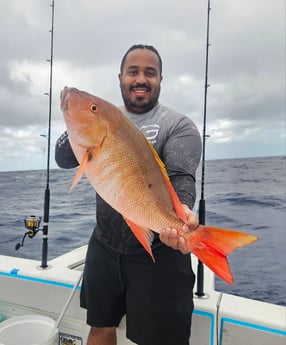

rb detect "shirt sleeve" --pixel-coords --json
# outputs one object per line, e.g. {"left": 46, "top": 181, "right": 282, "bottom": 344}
{"left": 55, "top": 131, "right": 79, "bottom": 169}
{"left": 162, "top": 116, "right": 202, "bottom": 209}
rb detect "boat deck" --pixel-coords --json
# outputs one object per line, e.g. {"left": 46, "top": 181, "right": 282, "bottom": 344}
{"left": 0, "top": 246, "right": 285, "bottom": 345}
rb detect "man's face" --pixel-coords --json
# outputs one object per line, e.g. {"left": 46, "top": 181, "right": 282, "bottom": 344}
{"left": 119, "top": 49, "right": 163, "bottom": 114}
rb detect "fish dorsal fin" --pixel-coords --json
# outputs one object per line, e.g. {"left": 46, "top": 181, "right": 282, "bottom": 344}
{"left": 144, "top": 138, "right": 188, "bottom": 223}
{"left": 69, "top": 151, "right": 90, "bottom": 193}
{"left": 163, "top": 175, "right": 188, "bottom": 223}
{"left": 124, "top": 217, "right": 155, "bottom": 262}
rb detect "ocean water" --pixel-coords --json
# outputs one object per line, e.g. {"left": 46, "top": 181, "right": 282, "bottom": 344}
{"left": 0, "top": 156, "right": 285, "bottom": 306}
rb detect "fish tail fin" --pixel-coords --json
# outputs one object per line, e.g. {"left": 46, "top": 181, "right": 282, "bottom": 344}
{"left": 188, "top": 226, "right": 258, "bottom": 284}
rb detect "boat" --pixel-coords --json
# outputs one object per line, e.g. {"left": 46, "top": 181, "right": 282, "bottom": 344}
{"left": 0, "top": 246, "right": 285, "bottom": 345}
{"left": 1, "top": 1, "right": 285, "bottom": 344}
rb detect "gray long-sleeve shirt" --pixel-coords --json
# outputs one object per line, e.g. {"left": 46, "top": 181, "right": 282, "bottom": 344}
{"left": 55, "top": 103, "right": 202, "bottom": 254}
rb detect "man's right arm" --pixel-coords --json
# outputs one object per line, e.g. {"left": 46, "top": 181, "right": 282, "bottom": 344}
{"left": 55, "top": 131, "right": 79, "bottom": 169}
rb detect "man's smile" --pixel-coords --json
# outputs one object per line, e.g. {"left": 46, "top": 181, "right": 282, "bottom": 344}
{"left": 130, "top": 85, "right": 151, "bottom": 97}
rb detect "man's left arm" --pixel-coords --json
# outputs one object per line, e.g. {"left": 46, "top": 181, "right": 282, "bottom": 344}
{"left": 159, "top": 116, "right": 202, "bottom": 253}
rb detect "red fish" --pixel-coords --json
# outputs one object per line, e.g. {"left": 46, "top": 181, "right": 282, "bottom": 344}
{"left": 61, "top": 87, "right": 258, "bottom": 284}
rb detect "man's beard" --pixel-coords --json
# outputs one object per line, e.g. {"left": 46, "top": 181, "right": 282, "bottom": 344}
{"left": 122, "top": 95, "right": 158, "bottom": 113}
{"left": 120, "top": 84, "right": 160, "bottom": 114}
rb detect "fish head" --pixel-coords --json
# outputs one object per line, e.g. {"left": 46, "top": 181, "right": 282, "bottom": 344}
{"left": 60, "top": 87, "right": 120, "bottom": 149}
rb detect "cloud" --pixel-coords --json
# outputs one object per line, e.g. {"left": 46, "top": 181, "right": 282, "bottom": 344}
{"left": 0, "top": 0, "right": 285, "bottom": 171}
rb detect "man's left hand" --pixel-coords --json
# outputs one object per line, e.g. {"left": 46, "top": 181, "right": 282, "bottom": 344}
{"left": 159, "top": 204, "right": 199, "bottom": 254}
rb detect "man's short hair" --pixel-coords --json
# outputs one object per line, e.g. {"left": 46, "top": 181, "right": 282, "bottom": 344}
{"left": 120, "top": 44, "right": 162, "bottom": 75}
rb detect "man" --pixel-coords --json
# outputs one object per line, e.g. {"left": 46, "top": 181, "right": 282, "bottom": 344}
{"left": 55, "top": 44, "right": 202, "bottom": 345}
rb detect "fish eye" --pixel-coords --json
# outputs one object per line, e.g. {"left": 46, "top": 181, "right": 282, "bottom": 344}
{"left": 90, "top": 104, "right": 99, "bottom": 113}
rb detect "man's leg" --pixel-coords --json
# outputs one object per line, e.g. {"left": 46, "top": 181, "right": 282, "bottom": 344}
{"left": 125, "top": 245, "right": 195, "bottom": 345}
{"left": 87, "top": 326, "right": 116, "bottom": 345}
{"left": 81, "top": 237, "right": 126, "bottom": 345}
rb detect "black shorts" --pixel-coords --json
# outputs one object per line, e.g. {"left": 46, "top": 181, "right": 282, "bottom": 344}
{"left": 80, "top": 235, "right": 195, "bottom": 345}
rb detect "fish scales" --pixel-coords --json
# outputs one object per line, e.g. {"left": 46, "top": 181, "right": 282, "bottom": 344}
{"left": 86, "top": 115, "right": 181, "bottom": 231}
{"left": 61, "top": 86, "right": 258, "bottom": 284}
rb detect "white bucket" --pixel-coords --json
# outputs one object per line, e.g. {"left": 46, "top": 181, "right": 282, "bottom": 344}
{"left": 0, "top": 315, "right": 58, "bottom": 345}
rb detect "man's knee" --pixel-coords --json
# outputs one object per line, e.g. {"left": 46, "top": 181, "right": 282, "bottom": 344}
{"left": 87, "top": 326, "right": 116, "bottom": 345}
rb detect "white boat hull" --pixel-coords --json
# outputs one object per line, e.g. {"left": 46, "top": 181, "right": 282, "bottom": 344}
{"left": 0, "top": 247, "right": 285, "bottom": 345}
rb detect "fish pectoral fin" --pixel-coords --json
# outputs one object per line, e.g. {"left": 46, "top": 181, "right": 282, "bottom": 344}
{"left": 69, "top": 151, "right": 90, "bottom": 193}
{"left": 124, "top": 218, "right": 155, "bottom": 262}
{"left": 145, "top": 138, "right": 187, "bottom": 223}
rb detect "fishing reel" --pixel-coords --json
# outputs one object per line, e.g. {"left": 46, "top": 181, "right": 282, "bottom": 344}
{"left": 15, "top": 215, "right": 42, "bottom": 251}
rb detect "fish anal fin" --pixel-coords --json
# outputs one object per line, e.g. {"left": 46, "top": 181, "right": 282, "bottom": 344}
{"left": 124, "top": 217, "right": 155, "bottom": 262}
{"left": 144, "top": 138, "right": 187, "bottom": 223}
{"left": 187, "top": 225, "right": 259, "bottom": 284}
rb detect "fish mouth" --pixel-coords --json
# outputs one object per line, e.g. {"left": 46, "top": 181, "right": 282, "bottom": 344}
{"left": 60, "top": 86, "right": 70, "bottom": 112}
{"left": 61, "top": 86, "right": 81, "bottom": 112}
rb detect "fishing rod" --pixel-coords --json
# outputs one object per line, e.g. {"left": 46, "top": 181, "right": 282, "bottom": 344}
{"left": 15, "top": 1, "right": 55, "bottom": 268}
{"left": 196, "top": 0, "right": 211, "bottom": 298}
{"left": 41, "top": 0, "right": 55, "bottom": 268}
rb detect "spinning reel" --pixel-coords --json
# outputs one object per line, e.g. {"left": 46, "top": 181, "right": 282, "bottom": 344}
{"left": 15, "top": 215, "right": 42, "bottom": 250}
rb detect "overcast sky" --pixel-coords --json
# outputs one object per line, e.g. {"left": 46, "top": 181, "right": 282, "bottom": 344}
{"left": 0, "top": 0, "right": 285, "bottom": 172}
